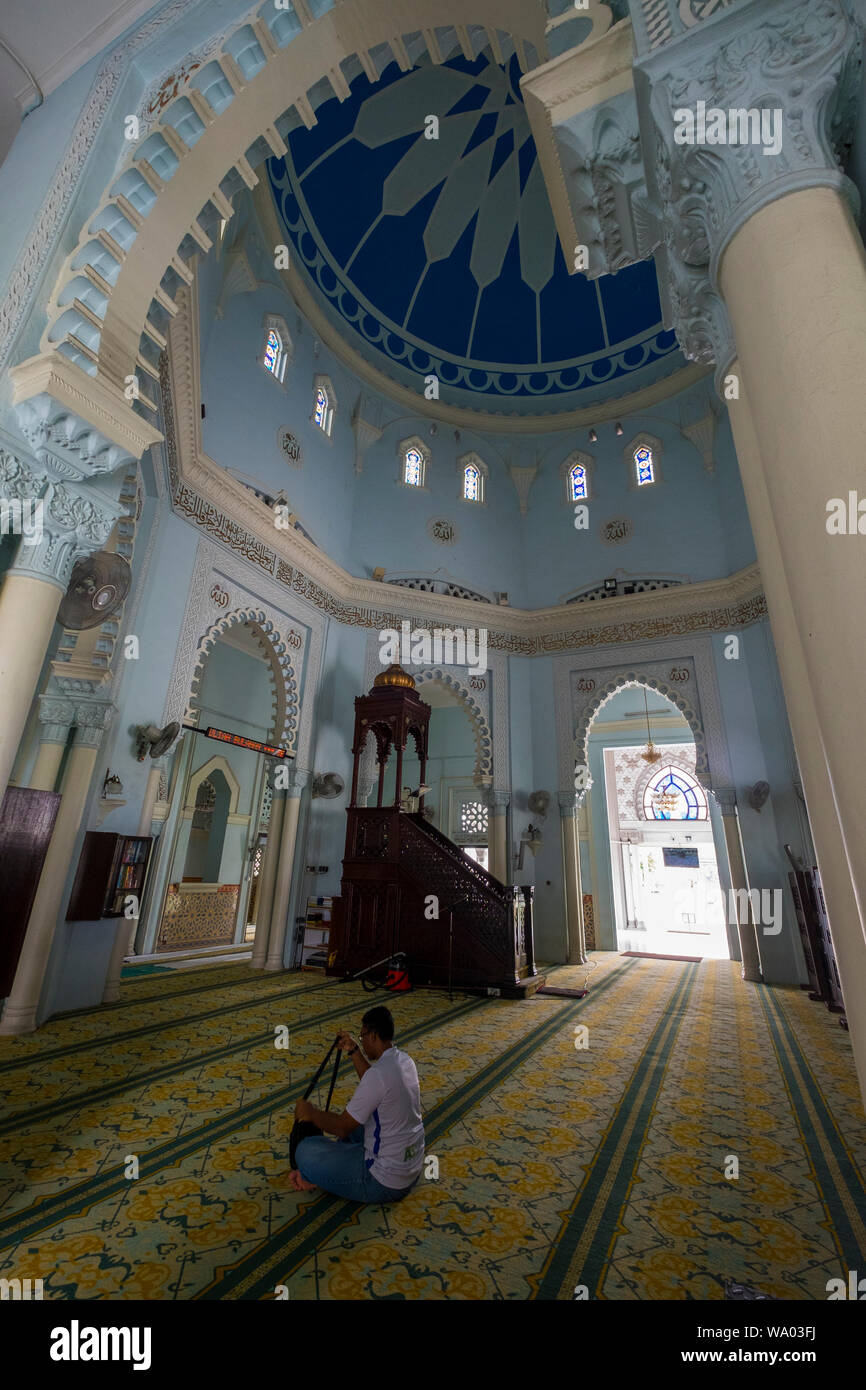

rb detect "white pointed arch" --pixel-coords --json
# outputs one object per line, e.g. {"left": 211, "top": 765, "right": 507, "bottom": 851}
{"left": 184, "top": 606, "right": 300, "bottom": 750}
{"left": 30, "top": 2, "right": 549, "bottom": 402}
{"left": 412, "top": 668, "right": 493, "bottom": 783}
{"left": 577, "top": 673, "right": 709, "bottom": 790}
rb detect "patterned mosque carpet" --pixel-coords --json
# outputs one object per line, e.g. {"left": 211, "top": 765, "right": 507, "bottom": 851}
{"left": 0, "top": 954, "right": 864, "bottom": 1300}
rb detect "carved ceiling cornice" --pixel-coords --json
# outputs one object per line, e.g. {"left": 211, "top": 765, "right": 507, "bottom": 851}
{"left": 163, "top": 279, "right": 766, "bottom": 654}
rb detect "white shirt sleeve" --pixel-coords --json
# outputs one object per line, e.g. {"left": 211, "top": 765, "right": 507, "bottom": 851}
{"left": 346, "top": 1066, "right": 385, "bottom": 1125}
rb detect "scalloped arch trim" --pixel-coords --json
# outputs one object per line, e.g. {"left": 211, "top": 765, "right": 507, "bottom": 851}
{"left": 185, "top": 606, "right": 299, "bottom": 749}
{"left": 413, "top": 668, "right": 493, "bottom": 783}
{"left": 578, "top": 673, "right": 709, "bottom": 791}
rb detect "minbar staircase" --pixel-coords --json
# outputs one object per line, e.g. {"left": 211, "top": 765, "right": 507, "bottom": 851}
{"left": 328, "top": 809, "right": 541, "bottom": 997}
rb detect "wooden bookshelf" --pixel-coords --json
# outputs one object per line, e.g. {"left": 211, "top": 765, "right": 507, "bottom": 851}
{"left": 66, "top": 832, "right": 153, "bottom": 921}
{"left": 300, "top": 896, "right": 332, "bottom": 971}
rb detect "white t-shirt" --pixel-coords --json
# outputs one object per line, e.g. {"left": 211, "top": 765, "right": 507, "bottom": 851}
{"left": 346, "top": 1047, "right": 425, "bottom": 1190}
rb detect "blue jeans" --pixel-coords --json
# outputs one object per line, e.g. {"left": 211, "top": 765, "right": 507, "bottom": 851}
{"left": 295, "top": 1125, "right": 417, "bottom": 1204}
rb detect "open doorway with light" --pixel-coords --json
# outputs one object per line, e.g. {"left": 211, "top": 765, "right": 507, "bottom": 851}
{"left": 588, "top": 686, "right": 730, "bottom": 959}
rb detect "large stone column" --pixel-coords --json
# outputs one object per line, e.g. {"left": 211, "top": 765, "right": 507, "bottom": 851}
{"left": 726, "top": 372, "right": 866, "bottom": 1100}
{"left": 639, "top": 0, "right": 864, "bottom": 915}
{"left": 719, "top": 191, "right": 866, "bottom": 926}
{"left": 265, "top": 769, "right": 308, "bottom": 972}
{"left": 637, "top": 0, "right": 866, "bottom": 1102}
{"left": 250, "top": 788, "right": 285, "bottom": 969}
{"left": 29, "top": 696, "right": 75, "bottom": 792}
{"left": 0, "top": 361, "right": 158, "bottom": 801}
{"left": 559, "top": 793, "right": 587, "bottom": 965}
{"left": 0, "top": 702, "right": 113, "bottom": 1034}
{"left": 713, "top": 787, "right": 762, "bottom": 983}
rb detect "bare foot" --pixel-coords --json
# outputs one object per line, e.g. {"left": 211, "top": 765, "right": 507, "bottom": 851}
{"left": 289, "top": 1168, "right": 318, "bottom": 1193}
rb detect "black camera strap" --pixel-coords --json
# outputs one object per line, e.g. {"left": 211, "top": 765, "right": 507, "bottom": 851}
{"left": 303, "top": 1034, "right": 342, "bottom": 1108}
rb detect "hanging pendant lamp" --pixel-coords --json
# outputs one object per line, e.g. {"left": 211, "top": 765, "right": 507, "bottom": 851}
{"left": 640, "top": 687, "right": 662, "bottom": 765}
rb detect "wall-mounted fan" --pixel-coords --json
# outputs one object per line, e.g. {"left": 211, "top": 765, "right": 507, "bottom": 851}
{"left": 57, "top": 552, "right": 131, "bottom": 630}
{"left": 135, "top": 722, "right": 181, "bottom": 762}
{"left": 528, "top": 790, "right": 550, "bottom": 819}
{"left": 312, "top": 772, "right": 345, "bottom": 799}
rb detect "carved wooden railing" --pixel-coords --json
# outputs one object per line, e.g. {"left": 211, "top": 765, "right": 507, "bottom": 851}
{"left": 330, "top": 807, "right": 535, "bottom": 990}
{"left": 399, "top": 815, "right": 534, "bottom": 985}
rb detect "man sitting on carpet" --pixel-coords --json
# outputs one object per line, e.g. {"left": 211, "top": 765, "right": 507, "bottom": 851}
{"left": 289, "top": 1005, "right": 425, "bottom": 1203}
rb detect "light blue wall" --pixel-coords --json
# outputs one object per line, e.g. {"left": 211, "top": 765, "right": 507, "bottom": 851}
{"left": 200, "top": 280, "right": 358, "bottom": 568}
{"left": 197, "top": 278, "right": 755, "bottom": 609}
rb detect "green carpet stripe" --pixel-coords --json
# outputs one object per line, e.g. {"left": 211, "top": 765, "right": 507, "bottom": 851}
{"left": 757, "top": 986, "right": 866, "bottom": 1269}
{"left": 531, "top": 962, "right": 700, "bottom": 1301}
{"left": 0, "top": 987, "right": 423, "bottom": 1135}
{"left": 59, "top": 963, "right": 260, "bottom": 1014}
{"left": 199, "top": 960, "right": 638, "bottom": 1300}
{"left": 0, "top": 973, "right": 333, "bottom": 1074}
{"left": 0, "top": 996, "right": 487, "bottom": 1247}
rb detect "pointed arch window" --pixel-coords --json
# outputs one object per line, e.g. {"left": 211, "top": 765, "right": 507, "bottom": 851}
{"left": 635, "top": 445, "right": 654, "bottom": 486}
{"left": 561, "top": 450, "right": 594, "bottom": 505}
{"left": 405, "top": 448, "right": 423, "bottom": 486}
{"left": 264, "top": 330, "right": 282, "bottom": 375}
{"left": 398, "top": 437, "right": 430, "bottom": 489}
{"left": 643, "top": 765, "right": 708, "bottom": 821}
{"left": 569, "top": 463, "right": 588, "bottom": 500}
{"left": 258, "top": 314, "right": 291, "bottom": 385}
{"left": 457, "top": 452, "right": 488, "bottom": 504}
{"left": 626, "top": 433, "right": 663, "bottom": 490}
{"left": 312, "top": 375, "right": 336, "bottom": 436}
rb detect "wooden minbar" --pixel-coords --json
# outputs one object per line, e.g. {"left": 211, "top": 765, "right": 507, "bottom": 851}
{"left": 328, "top": 665, "right": 538, "bottom": 997}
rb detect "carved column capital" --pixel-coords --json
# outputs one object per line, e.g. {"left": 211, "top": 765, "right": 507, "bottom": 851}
{"left": 0, "top": 446, "right": 39, "bottom": 498}
{"left": 8, "top": 477, "right": 122, "bottom": 590}
{"left": 72, "top": 700, "right": 115, "bottom": 747}
{"left": 37, "top": 695, "right": 75, "bottom": 743}
{"left": 559, "top": 791, "right": 579, "bottom": 817}
{"left": 712, "top": 785, "right": 738, "bottom": 816}
{"left": 637, "top": 0, "right": 861, "bottom": 387}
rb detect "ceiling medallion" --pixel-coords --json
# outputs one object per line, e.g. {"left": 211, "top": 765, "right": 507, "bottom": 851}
{"left": 427, "top": 518, "right": 458, "bottom": 545}
{"left": 600, "top": 517, "right": 634, "bottom": 546}
{"left": 277, "top": 427, "right": 302, "bottom": 468}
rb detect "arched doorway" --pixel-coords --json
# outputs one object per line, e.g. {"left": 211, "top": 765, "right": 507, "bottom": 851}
{"left": 146, "top": 620, "right": 280, "bottom": 957}
{"left": 586, "top": 685, "right": 731, "bottom": 959}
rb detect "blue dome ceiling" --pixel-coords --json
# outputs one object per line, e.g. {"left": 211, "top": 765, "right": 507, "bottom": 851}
{"left": 267, "top": 50, "right": 681, "bottom": 413}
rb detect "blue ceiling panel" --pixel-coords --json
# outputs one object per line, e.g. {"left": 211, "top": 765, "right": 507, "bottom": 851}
{"left": 351, "top": 183, "right": 445, "bottom": 328}
{"left": 539, "top": 259, "right": 605, "bottom": 363}
{"left": 599, "top": 258, "right": 665, "bottom": 347}
{"left": 471, "top": 228, "right": 537, "bottom": 364}
{"left": 407, "top": 218, "right": 481, "bottom": 357}
{"left": 266, "top": 47, "right": 681, "bottom": 412}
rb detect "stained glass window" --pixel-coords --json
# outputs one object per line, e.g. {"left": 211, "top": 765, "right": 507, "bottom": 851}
{"left": 643, "top": 766, "right": 708, "bottom": 821}
{"left": 314, "top": 387, "right": 328, "bottom": 430}
{"left": 569, "top": 464, "right": 588, "bottom": 501}
{"left": 635, "top": 445, "right": 654, "bottom": 486}
{"left": 263, "top": 329, "right": 282, "bottom": 377}
{"left": 404, "top": 447, "right": 423, "bottom": 486}
{"left": 463, "top": 464, "right": 480, "bottom": 501}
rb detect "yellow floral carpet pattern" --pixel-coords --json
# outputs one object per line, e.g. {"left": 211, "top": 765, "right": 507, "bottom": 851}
{"left": 0, "top": 957, "right": 863, "bottom": 1300}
